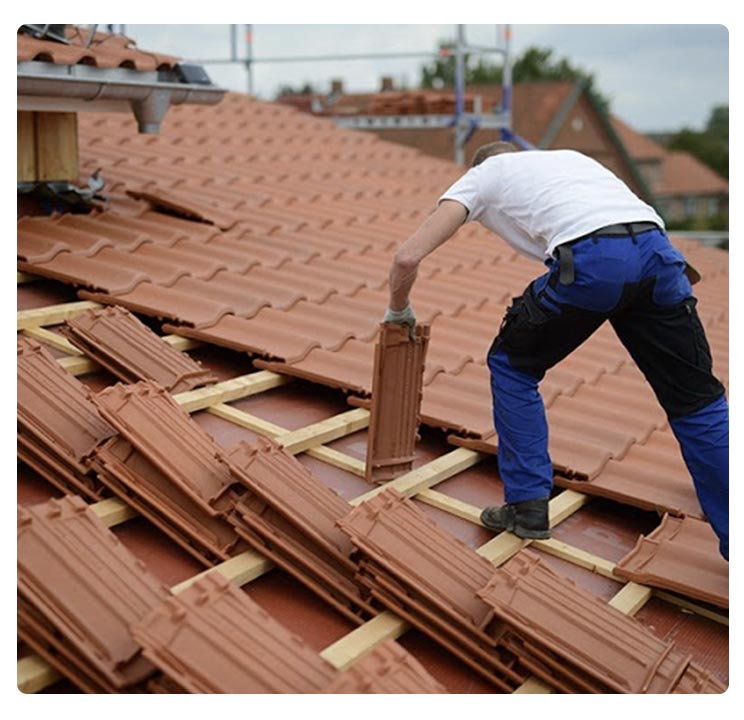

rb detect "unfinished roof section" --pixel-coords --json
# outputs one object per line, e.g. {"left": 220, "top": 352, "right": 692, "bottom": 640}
{"left": 366, "top": 323, "right": 430, "bottom": 483}
{"left": 62, "top": 305, "right": 217, "bottom": 392}
{"left": 133, "top": 573, "right": 337, "bottom": 693}
{"left": 613, "top": 514, "right": 728, "bottom": 609}
{"left": 18, "top": 496, "right": 170, "bottom": 692}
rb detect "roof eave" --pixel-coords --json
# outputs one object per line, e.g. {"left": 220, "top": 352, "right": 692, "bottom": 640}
{"left": 17, "top": 61, "right": 226, "bottom": 134}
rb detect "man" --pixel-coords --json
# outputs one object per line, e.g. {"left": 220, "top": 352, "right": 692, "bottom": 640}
{"left": 385, "top": 142, "right": 729, "bottom": 560}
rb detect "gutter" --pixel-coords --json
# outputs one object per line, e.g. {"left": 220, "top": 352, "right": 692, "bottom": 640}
{"left": 17, "top": 61, "right": 226, "bottom": 134}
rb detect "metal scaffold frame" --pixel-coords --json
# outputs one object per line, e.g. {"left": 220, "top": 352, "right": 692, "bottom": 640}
{"left": 116, "top": 23, "right": 534, "bottom": 164}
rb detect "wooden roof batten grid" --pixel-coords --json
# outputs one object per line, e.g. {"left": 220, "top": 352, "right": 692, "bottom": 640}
{"left": 16, "top": 300, "right": 726, "bottom": 694}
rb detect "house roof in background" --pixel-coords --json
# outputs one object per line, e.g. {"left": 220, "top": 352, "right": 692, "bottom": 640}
{"left": 657, "top": 150, "right": 729, "bottom": 197}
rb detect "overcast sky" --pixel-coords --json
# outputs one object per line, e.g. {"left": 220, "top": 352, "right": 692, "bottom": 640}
{"left": 123, "top": 24, "right": 728, "bottom": 133}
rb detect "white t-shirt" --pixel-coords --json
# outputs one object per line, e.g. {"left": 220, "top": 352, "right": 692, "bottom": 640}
{"left": 439, "top": 149, "right": 665, "bottom": 262}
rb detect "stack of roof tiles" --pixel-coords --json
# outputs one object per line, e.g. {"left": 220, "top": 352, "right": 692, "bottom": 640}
{"left": 337, "top": 488, "right": 725, "bottom": 694}
{"left": 90, "top": 380, "right": 250, "bottom": 567}
{"left": 17, "top": 336, "right": 115, "bottom": 501}
{"left": 225, "top": 436, "right": 377, "bottom": 623}
{"left": 17, "top": 496, "right": 170, "bottom": 692}
{"left": 61, "top": 305, "right": 217, "bottom": 392}
{"left": 132, "top": 573, "right": 446, "bottom": 693}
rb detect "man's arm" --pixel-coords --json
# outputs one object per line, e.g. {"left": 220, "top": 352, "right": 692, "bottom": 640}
{"left": 388, "top": 199, "right": 468, "bottom": 311}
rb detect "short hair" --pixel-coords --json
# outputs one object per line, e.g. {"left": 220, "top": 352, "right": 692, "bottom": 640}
{"left": 471, "top": 141, "right": 519, "bottom": 167}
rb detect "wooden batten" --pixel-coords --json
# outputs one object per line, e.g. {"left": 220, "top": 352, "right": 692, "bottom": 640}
{"left": 17, "top": 111, "right": 79, "bottom": 183}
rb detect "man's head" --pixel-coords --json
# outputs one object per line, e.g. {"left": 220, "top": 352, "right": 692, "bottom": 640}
{"left": 471, "top": 141, "right": 519, "bottom": 167}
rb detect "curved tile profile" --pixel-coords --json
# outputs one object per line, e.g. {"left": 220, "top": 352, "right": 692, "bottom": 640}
{"left": 80, "top": 282, "right": 236, "bottom": 329}
{"left": 613, "top": 514, "right": 728, "bottom": 608}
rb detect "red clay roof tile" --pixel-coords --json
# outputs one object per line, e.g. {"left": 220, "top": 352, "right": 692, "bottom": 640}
{"left": 613, "top": 514, "right": 728, "bottom": 608}
{"left": 324, "top": 640, "right": 448, "bottom": 693}
{"left": 62, "top": 306, "right": 217, "bottom": 392}
{"left": 18, "top": 496, "right": 170, "bottom": 691}
{"left": 131, "top": 573, "right": 337, "bottom": 693}
{"left": 91, "top": 436, "right": 246, "bottom": 566}
{"left": 366, "top": 324, "right": 430, "bottom": 483}
{"left": 94, "top": 381, "right": 243, "bottom": 515}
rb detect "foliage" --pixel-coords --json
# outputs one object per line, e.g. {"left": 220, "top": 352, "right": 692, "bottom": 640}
{"left": 276, "top": 82, "right": 316, "bottom": 97}
{"left": 420, "top": 43, "right": 610, "bottom": 110}
{"left": 665, "top": 105, "right": 728, "bottom": 179}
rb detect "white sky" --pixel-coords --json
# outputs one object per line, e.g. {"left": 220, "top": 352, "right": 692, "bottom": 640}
{"left": 123, "top": 23, "right": 729, "bottom": 133}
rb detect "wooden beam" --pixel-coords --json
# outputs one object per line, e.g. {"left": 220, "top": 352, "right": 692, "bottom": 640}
{"left": 89, "top": 498, "right": 138, "bottom": 528}
{"left": 531, "top": 538, "right": 616, "bottom": 579}
{"left": 35, "top": 111, "right": 79, "bottom": 182}
{"left": 57, "top": 355, "right": 99, "bottom": 376}
{"left": 653, "top": 589, "right": 728, "bottom": 627}
{"left": 161, "top": 335, "right": 202, "bottom": 352}
{"left": 17, "top": 301, "right": 102, "bottom": 330}
{"left": 170, "top": 551, "right": 274, "bottom": 595}
{"left": 350, "top": 448, "right": 484, "bottom": 506}
{"left": 17, "top": 111, "right": 36, "bottom": 183}
{"left": 175, "top": 372, "right": 291, "bottom": 413}
{"left": 17, "top": 272, "right": 38, "bottom": 284}
{"left": 278, "top": 408, "right": 370, "bottom": 455}
{"left": 513, "top": 677, "right": 554, "bottom": 694}
{"left": 23, "top": 327, "right": 82, "bottom": 356}
{"left": 17, "top": 655, "right": 62, "bottom": 694}
{"left": 208, "top": 403, "right": 367, "bottom": 476}
{"left": 320, "top": 610, "right": 409, "bottom": 670}
{"left": 608, "top": 581, "right": 653, "bottom": 616}
{"left": 416, "top": 488, "right": 483, "bottom": 524}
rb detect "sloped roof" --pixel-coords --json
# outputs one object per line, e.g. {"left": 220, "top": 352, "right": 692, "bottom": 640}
{"left": 282, "top": 82, "right": 578, "bottom": 147}
{"left": 611, "top": 116, "right": 667, "bottom": 161}
{"left": 17, "top": 26, "right": 180, "bottom": 72}
{"left": 17, "top": 89, "right": 729, "bottom": 692}
{"left": 657, "top": 150, "right": 729, "bottom": 197}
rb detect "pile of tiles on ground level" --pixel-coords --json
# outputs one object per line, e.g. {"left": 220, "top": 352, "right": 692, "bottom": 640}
{"left": 336, "top": 488, "right": 725, "bottom": 694}
{"left": 17, "top": 336, "right": 115, "bottom": 501}
{"left": 17, "top": 496, "right": 445, "bottom": 693}
{"left": 89, "top": 379, "right": 378, "bottom": 623}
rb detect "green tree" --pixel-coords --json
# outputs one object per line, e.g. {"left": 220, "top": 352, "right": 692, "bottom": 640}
{"left": 666, "top": 105, "right": 728, "bottom": 179}
{"left": 421, "top": 43, "right": 609, "bottom": 110}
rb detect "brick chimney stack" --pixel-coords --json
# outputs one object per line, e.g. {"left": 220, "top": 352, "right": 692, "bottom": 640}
{"left": 380, "top": 76, "right": 394, "bottom": 92}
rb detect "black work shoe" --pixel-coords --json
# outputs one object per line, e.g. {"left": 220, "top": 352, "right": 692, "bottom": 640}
{"left": 480, "top": 498, "right": 551, "bottom": 539}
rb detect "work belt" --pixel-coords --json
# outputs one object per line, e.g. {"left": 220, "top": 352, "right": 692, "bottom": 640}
{"left": 554, "top": 221, "right": 661, "bottom": 285}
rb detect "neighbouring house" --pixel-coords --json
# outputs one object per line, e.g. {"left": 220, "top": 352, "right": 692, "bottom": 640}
{"left": 278, "top": 79, "right": 654, "bottom": 203}
{"left": 279, "top": 79, "right": 729, "bottom": 230}
{"left": 612, "top": 116, "right": 728, "bottom": 229}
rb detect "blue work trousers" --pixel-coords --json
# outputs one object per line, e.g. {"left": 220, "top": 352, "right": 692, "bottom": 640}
{"left": 487, "top": 227, "right": 728, "bottom": 559}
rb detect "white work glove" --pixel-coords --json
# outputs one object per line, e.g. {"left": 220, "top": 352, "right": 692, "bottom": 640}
{"left": 384, "top": 302, "right": 416, "bottom": 341}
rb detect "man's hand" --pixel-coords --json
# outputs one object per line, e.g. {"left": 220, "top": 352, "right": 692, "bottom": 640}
{"left": 384, "top": 302, "right": 416, "bottom": 341}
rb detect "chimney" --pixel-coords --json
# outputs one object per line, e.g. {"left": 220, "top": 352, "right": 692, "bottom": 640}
{"left": 380, "top": 76, "right": 394, "bottom": 92}
{"left": 330, "top": 79, "right": 344, "bottom": 96}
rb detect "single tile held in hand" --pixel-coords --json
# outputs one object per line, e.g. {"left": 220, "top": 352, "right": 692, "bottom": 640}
{"left": 365, "top": 323, "right": 430, "bottom": 483}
